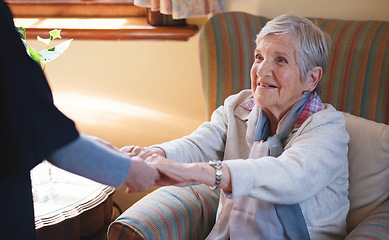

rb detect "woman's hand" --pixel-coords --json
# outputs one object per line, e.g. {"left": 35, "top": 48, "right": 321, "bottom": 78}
{"left": 145, "top": 154, "right": 233, "bottom": 191}
{"left": 121, "top": 145, "right": 166, "bottom": 160}
{"left": 144, "top": 154, "right": 192, "bottom": 186}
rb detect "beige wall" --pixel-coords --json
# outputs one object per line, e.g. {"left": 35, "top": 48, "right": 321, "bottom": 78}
{"left": 226, "top": 0, "right": 389, "bottom": 21}
{"left": 31, "top": 0, "right": 388, "bottom": 210}
{"left": 44, "top": 38, "right": 206, "bottom": 148}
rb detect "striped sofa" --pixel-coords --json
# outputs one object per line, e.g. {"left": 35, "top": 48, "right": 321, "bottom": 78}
{"left": 108, "top": 12, "right": 389, "bottom": 239}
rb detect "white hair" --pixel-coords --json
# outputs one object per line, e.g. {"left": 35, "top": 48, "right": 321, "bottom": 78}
{"left": 256, "top": 14, "right": 330, "bottom": 94}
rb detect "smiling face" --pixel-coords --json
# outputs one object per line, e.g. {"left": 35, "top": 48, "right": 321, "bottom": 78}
{"left": 251, "top": 33, "right": 311, "bottom": 120}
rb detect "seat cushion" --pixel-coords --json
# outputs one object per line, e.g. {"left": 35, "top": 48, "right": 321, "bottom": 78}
{"left": 107, "top": 184, "right": 219, "bottom": 240}
{"left": 345, "top": 199, "right": 389, "bottom": 239}
{"left": 344, "top": 113, "right": 389, "bottom": 232}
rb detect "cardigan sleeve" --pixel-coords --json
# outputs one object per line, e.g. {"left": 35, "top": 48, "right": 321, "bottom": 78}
{"left": 157, "top": 90, "right": 252, "bottom": 164}
{"left": 155, "top": 90, "right": 251, "bottom": 163}
{"left": 223, "top": 106, "right": 350, "bottom": 204}
{"left": 157, "top": 105, "right": 228, "bottom": 163}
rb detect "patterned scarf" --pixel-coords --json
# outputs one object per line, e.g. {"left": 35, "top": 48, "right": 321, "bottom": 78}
{"left": 250, "top": 93, "right": 323, "bottom": 240}
{"left": 207, "top": 93, "right": 324, "bottom": 240}
{"left": 245, "top": 92, "right": 324, "bottom": 240}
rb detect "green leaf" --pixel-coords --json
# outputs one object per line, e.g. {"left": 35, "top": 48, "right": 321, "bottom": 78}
{"left": 49, "top": 29, "right": 62, "bottom": 41}
{"left": 18, "top": 27, "right": 71, "bottom": 70}
{"left": 17, "top": 26, "right": 26, "bottom": 40}
{"left": 37, "top": 30, "right": 61, "bottom": 48}
{"left": 28, "top": 46, "right": 43, "bottom": 65}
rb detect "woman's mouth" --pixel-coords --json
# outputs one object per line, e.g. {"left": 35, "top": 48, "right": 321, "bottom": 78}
{"left": 258, "top": 82, "right": 277, "bottom": 88}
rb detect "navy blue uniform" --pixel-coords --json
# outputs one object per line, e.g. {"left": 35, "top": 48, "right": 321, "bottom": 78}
{"left": 0, "top": 1, "right": 79, "bottom": 239}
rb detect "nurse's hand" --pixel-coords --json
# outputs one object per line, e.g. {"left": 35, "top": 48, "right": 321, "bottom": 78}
{"left": 123, "top": 156, "right": 160, "bottom": 193}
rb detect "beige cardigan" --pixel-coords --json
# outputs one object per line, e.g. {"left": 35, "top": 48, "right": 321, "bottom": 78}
{"left": 159, "top": 90, "right": 350, "bottom": 239}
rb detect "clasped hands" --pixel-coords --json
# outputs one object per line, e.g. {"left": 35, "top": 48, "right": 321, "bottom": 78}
{"left": 122, "top": 146, "right": 193, "bottom": 193}
{"left": 91, "top": 137, "right": 222, "bottom": 193}
{"left": 90, "top": 136, "right": 189, "bottom": 193}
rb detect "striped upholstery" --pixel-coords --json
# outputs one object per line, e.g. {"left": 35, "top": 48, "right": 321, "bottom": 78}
{"left": 107, "top": 184, "right": 219, "bottom": 240}
{"left": 345, "top": 199, "right": 389, "bottom": 240}
{"left": 318, "top": 18, "right": 389, "bottom": 124}
{"left": 199, "top": 12, "right": 269, "bottom": 118}
{"left": 199, "top": 12, "right": 389, "bottom": 124}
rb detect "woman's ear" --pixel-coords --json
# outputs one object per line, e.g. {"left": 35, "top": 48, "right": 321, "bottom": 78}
{"left": 305, "top": 66, "right": 323, "bottom": 92}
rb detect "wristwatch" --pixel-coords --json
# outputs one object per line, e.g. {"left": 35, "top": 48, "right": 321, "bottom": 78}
{"left": 209, "top": 160, "right": 222, "bottom": 190}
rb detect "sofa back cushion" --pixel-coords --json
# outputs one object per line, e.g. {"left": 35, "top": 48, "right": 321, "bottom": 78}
{"left": 344, "top": 113, "right": 389, "bottom": 232}
{"left": 320, "top": 20, "right": 389, "bottom": 124}
{"left": 199, "top": 12, "right": 389, "bottom": 124}
{"left": 199, "top": 12, "right": 269, "bottom": 118}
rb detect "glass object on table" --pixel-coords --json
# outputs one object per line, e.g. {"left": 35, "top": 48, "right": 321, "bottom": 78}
{"left": 30, "top": 160, "right": 54, "bottom": 203}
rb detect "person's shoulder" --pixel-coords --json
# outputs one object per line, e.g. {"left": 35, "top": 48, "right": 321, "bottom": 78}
{"left": 318, "top": 103, "right": 345, "bottom": 120}
{"left": 221, "top": 90, "right": 254, "bottom": 120}
{"left": 305, "top": 103, "right": 346, "bottom": 129}
{"left": 293, "top": 104, "right": 349, "bottom": 146}
{"left": 224, "top": 89, "right": 253, "bottom": 108}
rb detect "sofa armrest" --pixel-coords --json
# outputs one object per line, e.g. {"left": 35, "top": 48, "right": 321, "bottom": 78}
{"left": 107, "top": 184, "right": 220, "bottom": 240}
{"left": 345, "top": 198, "right": 389, "bottom": 239}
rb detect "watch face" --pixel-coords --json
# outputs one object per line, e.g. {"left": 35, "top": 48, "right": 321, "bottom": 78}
{"left": 209, "top": 160, "right": 222, "bottom": 167}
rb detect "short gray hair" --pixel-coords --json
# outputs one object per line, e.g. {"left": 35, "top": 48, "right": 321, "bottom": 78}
{"left": 256, "top": 14, "right": 330, "bottom": 94}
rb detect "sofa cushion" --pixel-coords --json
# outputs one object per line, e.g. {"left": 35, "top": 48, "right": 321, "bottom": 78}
{"left": 319, "top": 20, "right": 389, "bottom": 125}
{"left": 344, "top": 113, "right": 389, "bottom": 232}
{"left": 107, "top": 184, "right": 219, "bottom": 240}
{"left": 345, "top": 199, "right": 389, "bottom": 239}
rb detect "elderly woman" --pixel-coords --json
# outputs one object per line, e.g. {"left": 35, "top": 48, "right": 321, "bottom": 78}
{"left": 124, "top": 14, "right": 349, "bottom": 240}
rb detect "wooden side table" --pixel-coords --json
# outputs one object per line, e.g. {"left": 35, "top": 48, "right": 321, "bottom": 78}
{"left": 33, "top": 164, "right": 116, "bottom": 240}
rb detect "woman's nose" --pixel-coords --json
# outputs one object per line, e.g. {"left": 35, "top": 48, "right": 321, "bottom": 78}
{"left": 256, "top": 59, "right": 272, "bottom": 77}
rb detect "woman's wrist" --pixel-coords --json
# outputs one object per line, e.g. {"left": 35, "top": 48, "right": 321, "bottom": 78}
{"left": 185, "top": 162, "right": 213, "bottom": 184}
{"left": 188, "top": 162, "right": 232, "bottom": 191}
{"left": 209, "top": 160, "right": 222, "bottom": 189}
{"left": 220, "top": 164, "right": 232, "bottom": 191}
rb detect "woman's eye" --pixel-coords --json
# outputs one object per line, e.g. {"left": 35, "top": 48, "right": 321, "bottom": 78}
{"left": 255, "top": 54, "right": 263, "bottom": 61}
{"left": 277, "top": 57, "right": 288, "bottom": 63}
